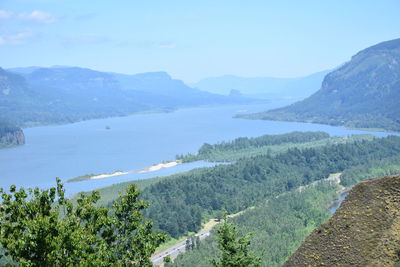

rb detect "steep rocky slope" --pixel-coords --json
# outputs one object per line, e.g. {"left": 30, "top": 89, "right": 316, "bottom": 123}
{"left": 284, "top": 174, "right": 400, "bottom": 267}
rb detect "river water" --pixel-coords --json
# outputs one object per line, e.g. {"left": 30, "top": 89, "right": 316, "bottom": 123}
{"left": 0, "top": 102, "right": 390, "bottom": 195}
{"left": 329, "top": 191, "right": 349, "bottom": 214}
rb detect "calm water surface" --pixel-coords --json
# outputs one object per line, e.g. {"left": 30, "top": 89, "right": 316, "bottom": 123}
{"left": 0, "top": 102, "right": 390, "bottom": 194}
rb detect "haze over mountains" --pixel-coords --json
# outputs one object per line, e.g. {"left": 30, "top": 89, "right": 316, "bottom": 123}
{"left": 247, "top": 38, "right": 400, "bottom": 131}
{"left": 0, "top": 66, "right": 250, "bottom": 127}
{"left": 192, "top": 70, "right": 330, "bottom": 100}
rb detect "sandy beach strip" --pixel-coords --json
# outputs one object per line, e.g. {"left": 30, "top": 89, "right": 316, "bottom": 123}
{"left": 90, "top": 171, "right": 130, "bottom": 180}
{"left": 137, "top": 161, "right": 181, "bottom": 173}
{"left": 68, "top": 160, "right": 182, "bottom": 183}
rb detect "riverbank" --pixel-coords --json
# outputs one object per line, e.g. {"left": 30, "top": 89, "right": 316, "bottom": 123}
{"left": 137, "top": 161, "right": 181, "bottom": 173}
{"left": 66, "top": 161, "right": 182, "bottom": 183}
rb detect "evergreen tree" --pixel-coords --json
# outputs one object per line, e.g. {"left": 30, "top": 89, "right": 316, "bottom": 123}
{"left": 210, "top": 218, "right": 261, "bottom": 267}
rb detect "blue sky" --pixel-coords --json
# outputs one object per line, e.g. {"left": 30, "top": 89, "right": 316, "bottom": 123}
{"left": 1, "top": 0, "right": 399, "bottom": 82}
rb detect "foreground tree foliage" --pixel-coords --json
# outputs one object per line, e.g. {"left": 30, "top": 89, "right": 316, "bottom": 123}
{"left": 210, "top": 218, "right": 261, "bottom": 267}
{"left": 0, "top": 179, "right": 167, "bottom": 266}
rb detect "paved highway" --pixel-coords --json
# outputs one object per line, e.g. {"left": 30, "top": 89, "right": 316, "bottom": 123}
{"left": 151, "top": 227, "right": 213, "bottom": 266}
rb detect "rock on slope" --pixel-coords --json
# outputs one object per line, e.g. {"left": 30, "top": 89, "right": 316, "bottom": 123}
{"left": 284, "top": 174, "right": 400, "bottom": 267}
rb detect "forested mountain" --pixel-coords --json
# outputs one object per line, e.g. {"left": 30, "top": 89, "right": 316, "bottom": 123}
{"left": 284, "top": 174, "right": 400, "bottom": 267}
{"left": 2, "top": 66, "right": 251, "bottom": 127}
{"left": 192, "top": 70, "right": 329, "bottom": 100}
{"left": 0, "top": 121, "right": 25, "bottom": 148}
{"left": 245, "top": 38, "right": 400, "bottom": 131}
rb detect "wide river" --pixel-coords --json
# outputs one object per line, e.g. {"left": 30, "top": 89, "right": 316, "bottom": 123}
{"left": 0, "top": 102, "right": 391, "bottom": 195}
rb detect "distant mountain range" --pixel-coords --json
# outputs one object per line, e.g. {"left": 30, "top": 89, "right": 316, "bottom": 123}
{"left": 192, "top": 70, "right": 330, "bottom": 100}
{"left": 244, "top": 38, "right": 400, "bottom": 131}
{"left": 284, "top": 174, "right": 400, "bottom": 267}
{"left": 1, "top": 66, "right": 251, "bottom": 127}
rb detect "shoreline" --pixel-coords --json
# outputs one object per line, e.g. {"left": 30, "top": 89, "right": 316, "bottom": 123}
{"left": 90, "top": 171, "right": 130, "bottom": 180}
{"left": 66, "top": 160, "right": 182, "bottom": 183}
{"left": 136, "top": 161, "right": 181, "bottom": 173}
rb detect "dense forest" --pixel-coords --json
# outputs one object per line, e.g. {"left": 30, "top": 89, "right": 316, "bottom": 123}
{"left": 177, "top": 132, "right": 329, "bottom": 162}
{"left": 0, "top": 121, "right": 25, "bottom": 148}
{"left": 170, "top": 142, "right": 400, "bottom": 266}
{"left": 172, "top": 181, "right": 340, "bottom": 267}
{"left": 102, "top": 135, "right": 400, "bottom": 238}
{"left": 177, "top": 132, "right": 373, "bottom": 162}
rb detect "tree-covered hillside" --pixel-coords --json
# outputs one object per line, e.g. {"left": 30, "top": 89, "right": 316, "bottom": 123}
{"left": 243, "top": 38, "right": 400, "bottom": 131}
{"left": 1, "top": 66, "right": 251, "bottom": 127}
{"left": 172, "top": 180, "right": 340, "bottom": 267}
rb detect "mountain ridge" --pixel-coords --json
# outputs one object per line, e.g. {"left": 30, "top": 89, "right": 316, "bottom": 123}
{"left": 192, "top": 70, "right": 330, "bottom": 100}
{"left": 1, "top": 66, "right": 252, "bottom": 127}
{"left": 243, "top": 38, "right": 400, "bottom": 131}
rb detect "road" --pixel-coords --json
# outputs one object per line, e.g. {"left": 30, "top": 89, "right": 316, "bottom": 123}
{"left": 151, "top": 227, "right": 213, "bottom": 266}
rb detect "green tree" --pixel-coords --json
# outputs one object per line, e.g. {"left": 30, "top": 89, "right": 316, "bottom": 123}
{"left": 163, "top": 255, "right": 173, "bottom": 267}
{"left": 0, "top": 178, "right": 167, "bottom": 266}
{"left": 210, "top": 218, "right": 261, "bottom": 267}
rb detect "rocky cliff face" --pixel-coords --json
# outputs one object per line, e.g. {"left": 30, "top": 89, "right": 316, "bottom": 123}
{"left": 284, "top": 174, "right": 400, "bottom": 267}
{"left": 0, "top": 123, "right": 25, "bottom": 147}
{"left": 0, "top": 129, "right": 25, "bottom": 146}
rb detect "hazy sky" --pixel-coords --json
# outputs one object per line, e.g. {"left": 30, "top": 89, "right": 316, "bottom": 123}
{"left": 1, "top": 0, "right": 399, "bottom": 82}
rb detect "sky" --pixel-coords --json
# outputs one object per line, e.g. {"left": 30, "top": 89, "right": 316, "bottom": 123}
{"left": 0, "top": 0, "right": 399, "bottom": 83}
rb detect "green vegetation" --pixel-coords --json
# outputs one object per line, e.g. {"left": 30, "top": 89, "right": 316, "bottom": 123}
{"left": 89, "top": 172, "right": 191, "bottom": 208}
{"left": 210, "top": 218, "right": 261, "bottom": 267}
{"left": 141, "top": 135, "right": 400, "bottom": 238}
{"left": 66, "top": 173, "right": 98, "bottom": 183}
{"left": 0, "top": 179, "right": 166, "bottom": 266}
{"left": 284, "top": 175, "right": 400, "bottom": 266}
{"left": 66, "top": 170, "right": 125, "bottom": 183}
{"left": 341, "top": 155, "right": 400, "bottom": 186}
{"left": 242, "top": 38, "right": 400, "bottom": 132}
{"left": 96, "top": 134, "right": 400, "bottom": 239}
{"left": 172, "top": 181, "right": 340, "bottom": 267}
{"left": 177, "top": 132, "right": 373, "bottom": 162}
